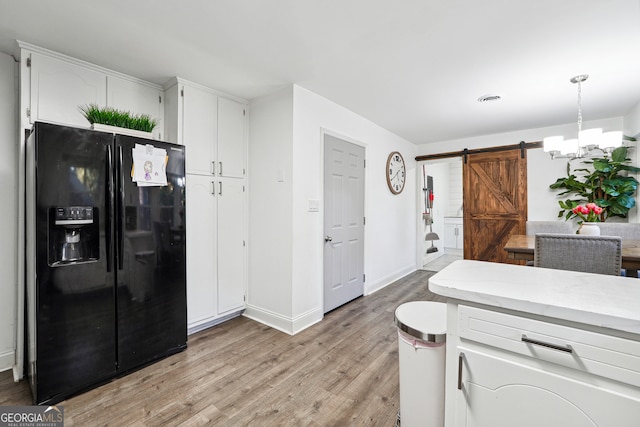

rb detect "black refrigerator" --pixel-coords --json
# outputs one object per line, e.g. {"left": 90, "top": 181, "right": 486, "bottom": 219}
{"left": 26, "top": 121, "right": 187, "bottom": 405}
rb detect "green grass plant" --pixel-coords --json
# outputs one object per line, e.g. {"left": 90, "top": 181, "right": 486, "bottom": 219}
{"left": 79, "top": 104, "right": 157, "bottom": 132}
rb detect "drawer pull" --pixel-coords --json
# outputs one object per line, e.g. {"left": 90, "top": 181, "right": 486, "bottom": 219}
{"left": 522, "top": 335, "right": 573, "bottom": 354}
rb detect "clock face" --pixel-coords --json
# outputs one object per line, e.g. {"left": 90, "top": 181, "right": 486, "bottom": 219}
{"left": 386, "top": 151, "right": 406, "bottom": 194}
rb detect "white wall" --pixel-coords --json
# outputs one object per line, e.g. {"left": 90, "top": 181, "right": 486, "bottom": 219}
{"left": 247, "top": 84, "right": 417, "bottom": 334}
{"left": 0, "top": 52, "right": 17, "bottom": 372}
{"left": 246, "top": 86, "right": 294, "bottom": 330}
{"left": 624, "top": 101, "right": 640, "bottom": 138}
{"left": 417, "top": 117, "right": 628, "bottom": 223}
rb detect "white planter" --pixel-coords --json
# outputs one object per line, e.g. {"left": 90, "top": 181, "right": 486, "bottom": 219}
{"left": 91, "top": 123, "right": 153, "bottom": 139}
{"left": 578, "top": 222, "right": 601, "bottom": 236}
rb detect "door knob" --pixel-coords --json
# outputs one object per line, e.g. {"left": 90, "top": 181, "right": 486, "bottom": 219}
{"left": 325, "top": 236, "right": 333, "bottom": 242}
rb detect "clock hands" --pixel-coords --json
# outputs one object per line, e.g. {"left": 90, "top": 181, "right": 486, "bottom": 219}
{"left": 390, "top": 167, "right": 403, "bottom": 182}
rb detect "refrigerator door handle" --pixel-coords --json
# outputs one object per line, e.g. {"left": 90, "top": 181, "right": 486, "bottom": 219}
{"left": 106, "top": 144, "right": 114, "bottom": 272}
{"left": 117, "top": 144, "right": 125, "bottom": 270}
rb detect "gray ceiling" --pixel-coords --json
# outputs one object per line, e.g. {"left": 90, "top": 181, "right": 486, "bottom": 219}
{"left": 1, "top": 0, "right": 639, "bottom": 144}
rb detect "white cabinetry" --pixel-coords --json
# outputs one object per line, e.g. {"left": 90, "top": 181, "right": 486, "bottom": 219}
{"left": 106, "top": 75, "right": 164, "bottom": 140}
{"left": 28, "top": 52, "right": 106, "bottom": 128}
{"left": 444, "top": 217, "right": 463, "bottom": 250}
{"left": 217, "top": 97, "right": 246, "bottom": 178}
{"left": 164, "top": 78, "right": 245, "bottom": 177}
{"left": 185, "top": 175, "right": 217, "bottom": 325}
{"left": 451, "top": 305, "right": 640, "bottom": 427}
{"left": 19, "top": 42, "right": 164, "bottom": 137}
{"left": 164, "top": 78, "right": 247, "bottom": 332}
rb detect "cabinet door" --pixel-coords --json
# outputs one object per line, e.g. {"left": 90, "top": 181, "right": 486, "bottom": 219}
{"left": 107, "top": 75, "right": 164, "bottom": 140}
{"left": 30, "top": 52, "right": 107, "bottom": 127}
{"left": 217, "top": 97, "right": 245, "bottom": 178}
{"left": 443, "top": 224, "right": 458, "bottom": 249}
{"left": 185, "top": 174, "right": 217, "bottom": 326}
{"left": 457, "top": 348, "right": 640, "bottom": 427}
{"left": 217, "top": 178, "right": 245, "bottom": 313}
{"left": 183, "top": 86, "right": 217, "bottom": 175}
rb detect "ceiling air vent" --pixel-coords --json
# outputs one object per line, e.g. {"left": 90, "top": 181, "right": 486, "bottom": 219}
{"left": 477, "top": 94, "right": 502, "bottom": 103}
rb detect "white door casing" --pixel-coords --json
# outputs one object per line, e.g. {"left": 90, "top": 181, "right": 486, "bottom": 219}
{"left": 323, "top": 134, "right": 365, "bottom": 313}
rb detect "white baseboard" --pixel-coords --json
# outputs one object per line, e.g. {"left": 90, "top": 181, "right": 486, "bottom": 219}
{"left": 364, "top": 264, "right": 416, "bottom": 295}
{"left": 187, "top": 310, "right": 244, "bottom": 335}
{"left": 0, "top": 350, "right": 15, "bottom": 374}
{"left": 243, "top": 305, "right": 323, "bottom": 335}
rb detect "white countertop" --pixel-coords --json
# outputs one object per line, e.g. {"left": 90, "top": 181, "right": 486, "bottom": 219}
{"left": 429, "top": 260, "right": 640, "bottom": 335}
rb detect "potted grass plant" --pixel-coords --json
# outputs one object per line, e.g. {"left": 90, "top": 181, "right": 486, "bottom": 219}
{"left": 79, "top": 104, "right": 158, "bottom": 138}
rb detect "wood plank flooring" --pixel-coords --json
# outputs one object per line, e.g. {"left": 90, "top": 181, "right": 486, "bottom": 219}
{"left": 0, "top": 270, "right": 444, "bottom": 426}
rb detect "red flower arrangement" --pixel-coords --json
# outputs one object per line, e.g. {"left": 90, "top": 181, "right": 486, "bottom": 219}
{"left": 571, "top": 203, "right": 603, "bottom": 223}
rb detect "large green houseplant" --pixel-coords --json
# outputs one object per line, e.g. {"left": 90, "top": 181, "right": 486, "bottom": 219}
{"left": 549, "top": 145, "right": 640, "bottom": 222}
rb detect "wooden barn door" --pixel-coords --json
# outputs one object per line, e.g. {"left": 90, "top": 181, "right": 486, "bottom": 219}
{"left": 463, "top": 149, "right": 527, "bottom": 263}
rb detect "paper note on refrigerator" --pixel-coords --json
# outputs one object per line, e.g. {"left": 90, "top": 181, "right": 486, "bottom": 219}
{"left": 132, "top": 144, "right": 168, "bottom": 186}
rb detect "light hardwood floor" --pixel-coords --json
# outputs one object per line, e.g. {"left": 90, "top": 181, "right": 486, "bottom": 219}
{"left": 0, "top": 270, "right": 444, "bottom": 426}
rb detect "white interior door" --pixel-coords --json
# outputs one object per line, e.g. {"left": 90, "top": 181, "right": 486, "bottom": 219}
{"left": 323, "top": 134, "right": 365, "bottom": 313}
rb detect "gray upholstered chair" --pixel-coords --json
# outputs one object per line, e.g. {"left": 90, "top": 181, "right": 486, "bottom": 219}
{"left": 597, "top": 222, "right": 640, "bottom": 240}
{"left": 526, "top": 221, "right": 575, "bottom": 235}
{"left": 534, "top": 233, "right": 622, "bottom": 276}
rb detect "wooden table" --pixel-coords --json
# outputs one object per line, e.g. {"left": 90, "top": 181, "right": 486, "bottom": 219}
{"left": 504, "top": 234, "right": 640, "bottom": 271}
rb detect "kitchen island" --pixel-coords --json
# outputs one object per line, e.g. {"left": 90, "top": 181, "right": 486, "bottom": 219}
{"left": 429, "top": 260, "right": 640, "bottom": 427}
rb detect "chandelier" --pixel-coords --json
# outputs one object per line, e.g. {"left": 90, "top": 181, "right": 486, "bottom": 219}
{"left": 543, "top": 74, "right": 623, "bottom": 159}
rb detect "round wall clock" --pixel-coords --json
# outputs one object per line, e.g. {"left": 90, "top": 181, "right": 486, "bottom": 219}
{"left": 386, "top": 151, "right": 406, "bottom": 194}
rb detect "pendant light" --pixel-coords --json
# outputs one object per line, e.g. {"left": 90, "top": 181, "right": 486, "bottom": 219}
{"left": 543, "top": 75, "right": 623, "bottom": 159}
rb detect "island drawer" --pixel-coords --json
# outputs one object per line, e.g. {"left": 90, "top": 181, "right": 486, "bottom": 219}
{"left": 458, "top": 305, "right": 640, "bottom": 388}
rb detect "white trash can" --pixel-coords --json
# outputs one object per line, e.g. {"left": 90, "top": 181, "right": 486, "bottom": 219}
{"left": 394, "top": 301, "right": 447, "bottom": 427}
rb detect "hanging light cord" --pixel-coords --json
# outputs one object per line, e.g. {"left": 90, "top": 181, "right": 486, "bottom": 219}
{"left": 576, "top": 78, "right": 583, "bottom": 134}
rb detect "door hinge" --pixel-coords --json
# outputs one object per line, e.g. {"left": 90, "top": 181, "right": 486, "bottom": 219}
{"left": 26, "top": 107, "right": 31, "bottom": 118}
{"left": 243, "top": 185, "right": 245, "bottom": 192}
{"left": 158, "top": 95, "right": 162, "bottom": 104}
{"left": 363, "top": 216, "right": 366, "bottom": 225}
{"left": 180, "top": 88, "right": 184, "bottom": 97}
{"left": 363, "top": 274, "right": 366, "bottom": 283}
{"left": 243, "top": 109, "right": 246, "bottom": 116}
{"left": 364, "top": 159, "right": 366, "bottom": 168}
{"left": 243, "top": 240, "right": 246, "bottom": 247}
{"left": 26, "top": 57, "right": 31, "bottom": 67}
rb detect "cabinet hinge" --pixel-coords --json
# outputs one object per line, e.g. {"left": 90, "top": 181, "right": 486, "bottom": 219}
{"left": 243, "top": 109, "right": 246, "bottom": 116}
{"left": 180, "top": 88, "right": 184, "bottom": 97}
{"left": 243, "top": 185, "right": 245, "bottom": 192}
{"left": 243, "top": 168, "right": 246, "bottom": 175}
{"left": 243, "top": 240, "right": 246, "bottom": 247}
{"left": 363, "top": 274, "right": 366, "bottom": 283}
{"left": 363, "top": 216, "right": 366, "bottom": 226}
{"left": 158, "top": 95, "right": 162, "bottom": 104}
{"left": 26, "top": 107, "right": 31, "bottom": 118}
{"left": 26, "top": 57, "right": 31, "bottom": 67}
{"left": 364, "top": 159, "right": 366, "bottom": 168}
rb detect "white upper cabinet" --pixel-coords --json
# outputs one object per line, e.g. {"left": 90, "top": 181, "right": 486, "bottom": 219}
{"left": 182, "top": 84, "right": 218, "bottom": 175}
{"left": 107, "top": 75, "right": 164, "bottom": 140}
{"left": 217, "top": 97, "right": 246, "bottom": 178}
{"left": 21, "top": 43, "right": 164, "bottom": 137}
{"left": 29, "top": 52, "right": 107, "bottom": 128}
{"left": 164, "top": 78, "right": 247, "bottom": 178}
